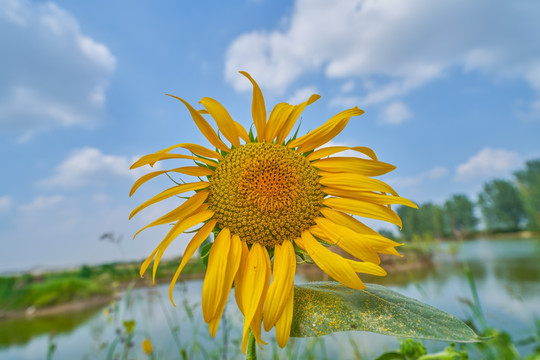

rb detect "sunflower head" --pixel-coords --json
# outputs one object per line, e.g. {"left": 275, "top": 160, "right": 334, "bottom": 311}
{"left": 129, "top": 71, "right": 417, "bottom": 352}
{"left": 209, "top": 142, "right": 324, "bottom": 247}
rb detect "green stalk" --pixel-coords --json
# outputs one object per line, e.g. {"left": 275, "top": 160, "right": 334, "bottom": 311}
{"left": 245, "top": 330, "right": 257, "bottom": 360}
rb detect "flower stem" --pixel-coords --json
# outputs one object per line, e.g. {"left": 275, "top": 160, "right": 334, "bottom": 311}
{"left": 245, "top": 329, "right": 257, "bottom": 360}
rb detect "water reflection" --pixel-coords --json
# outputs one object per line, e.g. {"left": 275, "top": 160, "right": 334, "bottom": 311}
{"left": 0, "top": 307, "right": 101, "bottom": 348}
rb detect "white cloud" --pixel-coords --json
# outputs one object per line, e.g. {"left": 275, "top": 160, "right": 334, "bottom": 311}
{"left": 0, "top": 196, "right": 12, "bottom": 213}
{"left": 0, "top": 0, "right": 116, "bottom": 140}
{"left": 340, "top": 80, "right": 355, "bottom": 94}
{"left": 387, "top": 166, "right": 449, "bottom": 188}
{"left": 287, "top": 86, "right": 318, "bottom": 104}
{"left": 225, "top": 0, "right": 540, "bottom": 112}
{"left": 19, "top": 195, "right": 64, "bottom": 213}
{"left": 455, "top": 147, "right": 523, "bottom": 182}
{"left": 379, "top": 101, "right": 412, "bottom": 125}
{"left": 39, "top": 147, "right": 144, "bottom": 189}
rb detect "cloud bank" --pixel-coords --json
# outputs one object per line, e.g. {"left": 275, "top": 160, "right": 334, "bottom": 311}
{"left": 0, "top": 0, "right": 116, "bottom": 140}
{"left": 225, "top": 0, "right": 540, "bottom": 115}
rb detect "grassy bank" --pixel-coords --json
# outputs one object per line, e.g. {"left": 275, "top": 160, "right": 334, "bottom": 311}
{"left": 0, "top": 256, "right": 206, "bottom": 315}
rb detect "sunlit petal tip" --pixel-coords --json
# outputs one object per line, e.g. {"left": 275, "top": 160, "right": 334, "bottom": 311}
{"left": 165, "top": 94, "right": 231, "bottom": 152}
{"left": 307, "top": 94, "right": 321, "bottom": 104}
{"left": 239, "top": 71, "right": 267, "bottom": 140}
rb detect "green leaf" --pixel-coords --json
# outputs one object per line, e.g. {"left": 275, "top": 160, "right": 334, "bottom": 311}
{"left": 290, "top": 282, "right": 480, "bottom": 343}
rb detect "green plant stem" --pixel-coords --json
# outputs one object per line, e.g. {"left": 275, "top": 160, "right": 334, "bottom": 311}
{"left": 246, "top": 329, "right": 257, "bottom": 360}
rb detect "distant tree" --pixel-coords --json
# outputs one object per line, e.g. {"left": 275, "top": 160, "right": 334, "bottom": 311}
{"left": 478, "top": 179, "right": 526, "bottom": 231}
{"left": 397, "top": 203, "right": 448, "bottom": 241}
{"left": 418, "top": 203, "right": 448, "bottom": 239}
{"left": 514, "top": 159, "right": 540, "bottom": 229}
{"left": 397, "top": 205, "right": 420, "bottom": 241}
{"left": 444, "top": 194, "right": 477, "bottom": 236}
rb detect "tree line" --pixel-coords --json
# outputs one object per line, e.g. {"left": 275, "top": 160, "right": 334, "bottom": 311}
{"left": 396, "top": 159, "right": 540, "bottom": 241}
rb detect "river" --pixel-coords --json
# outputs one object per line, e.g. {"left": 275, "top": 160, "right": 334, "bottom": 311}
{"left": 1, "top": 237, "right": 539, "bottom": 359}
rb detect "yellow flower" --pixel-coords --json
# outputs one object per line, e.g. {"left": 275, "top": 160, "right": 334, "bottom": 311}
{"left": 142, "top": 338, "right": 153, "bottom": 355}
{"left": 130, "top": 71, "right": 417, "bottom": 352}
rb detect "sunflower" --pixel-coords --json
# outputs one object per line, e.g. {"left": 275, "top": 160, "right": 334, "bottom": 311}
{"left": 129, "top": 71, "right": 417, "bottom": 352}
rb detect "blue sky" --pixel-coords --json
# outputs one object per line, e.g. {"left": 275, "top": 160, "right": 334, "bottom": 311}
{"left": 1, "top": 0, "right": 540, "bottom": 272}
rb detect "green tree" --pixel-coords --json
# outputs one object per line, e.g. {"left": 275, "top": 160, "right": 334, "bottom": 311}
{"left": 397, "top": 203, "right": 448, "bottom": 241}
{"left": 418, "top": 202, "right": 448, "bottom": 240}
{"left": 397, "top": 205, "right": 420, "bottom": 241}
{"left": 444, "top": 194, "right": 477, "bottom": 236}
{"left": 514, "top": 159, "right": 540, "bottom": 229}
{"left": 478, "top": 179, "right": 526, "bottom": 232}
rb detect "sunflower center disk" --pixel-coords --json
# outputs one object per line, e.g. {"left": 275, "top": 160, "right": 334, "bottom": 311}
{"left": 209, "top": 142, "right": 324, "bottom": 247}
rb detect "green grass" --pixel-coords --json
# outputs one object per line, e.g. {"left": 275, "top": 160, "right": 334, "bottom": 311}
{"left": 0, "top": 276, "right": 111, "bottom": 310}
{"left": 0, "top": 256, "right": 206, "bottom": 312}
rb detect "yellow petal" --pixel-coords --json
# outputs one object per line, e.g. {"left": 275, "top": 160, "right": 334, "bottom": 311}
{"left": 238, "top": 243, "right": 269, "bottom": 353}
{"left": 151, "top": 208, "right": 212, "bottom": 282}
{"left": 263, "top": 240, "right": 295, "bottom": 331}
{"left": 133, "top": 190, "right": 209, "bottom": 239}
{"left": 295, "top": 231, "right": 365, "bottom": 290}
{"left": 130, "top": 167, "right": 213, "bottom": 197}
{"left": 346, "top": 259, "right": 387, "bottom": 276}
{"left": 288, "top": 107, "right": 364, "bottom": 152}
{"left": 234, "top": 241, "right": 250, "bottom": 314}
{"left": 316, "top": 217, "right": 401, "bottom": 262}
{"left": 200, "top": 97, "right": 242, "bottom": 148}
{"left": 318, "top": 172, "right": 398, "bottom": 196}
{"left": 129, "top": 182, "right": 209, "bottom": 219}
{"left": 240, "top": 71, "right": 266, "bottom": 141}
{"left": 130, "top": 153, "right": 217, "bottom": 169}
{"left": 275, "top": 284, "right": 294, "bottom": 348}
{"left": 207, "top": 234, "right": 243, "bottom": 337}
{"left": 319, "top": 207, "right": 380, "bottom": 236}
{"left": 276, "top": 94, "right": 321, "bottom": 144}
{"left": 314, "top": 217, "right": 381, "bottom": 264}
{"left": 139, "top": 208, "right": 213, "bottom": 283}
{"left": 265, "top": 103, "right": 294, "bottom": 142}
{"left": 247, "top": 247, "right": 271, "bottom": 350}
{"left": 169, "top": 219, "right": 217, "bottom": 305}
{"left": 202, "top": 228, "right": 232, "bottom": 323}
{"left": 307, "top": 146, "right": 378, "bottom": 161}
{"left": 165, "top": 94, "right": 231, "bottom": 152}
{"left": 156, "top": 142, "right": 224, "bottom": 160}
{"left": 323, "top": 188, "right": 418, "bottom": 208}
{"left": 312, "top": 157, "right": 396, "bottom": 176}
{"left": 323, "top": 197, "right": 403, "bottom": 228}
{"left": 308, "top": 225, "right": 331, "bottom": 242}
{"left": 234, "top": 120, "right": 251, "bottom": 143}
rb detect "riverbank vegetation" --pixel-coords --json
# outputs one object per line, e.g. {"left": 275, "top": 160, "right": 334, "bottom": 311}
{"left": 0, "top": 257, "right": 206, "bottom": 315}
{"left": 397, "top": 159, "right": 540, "bottom": 241}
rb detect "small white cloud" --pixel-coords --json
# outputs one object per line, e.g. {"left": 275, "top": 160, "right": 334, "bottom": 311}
{"left": 19, "top": 195, "right": 64, "bottom": 213}
{"left": 340, "top": 80, "right": 355, "bottom": 93}
{"left": 387, "top": 166, "right": 449, "bottom": 188}
{"left": 455, "top": 147, "right": 522, "bottom": 182}
{"left": 39, "top": 147, "right": 144, "bottom": 189}
{"left": 379, "top": 101, "right": 413, "bottom": 125}
{"left": 287, "top": 86, "right": 318, "bottom": 104}
{"left": 428, "top": 166, "right": 449, "bottom": 179}
{"left": 0, "top": 0, "right": 116, "bottom": 140}
{"left": 0, "top": 196, "right": 12, "bottom": 213}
